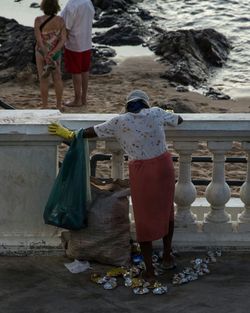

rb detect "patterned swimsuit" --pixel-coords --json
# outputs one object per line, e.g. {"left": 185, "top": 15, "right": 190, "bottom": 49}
{"left": 37, "top": 29, "right": 62, "bottom": 64}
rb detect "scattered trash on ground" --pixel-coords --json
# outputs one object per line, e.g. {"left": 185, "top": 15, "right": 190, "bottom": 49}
{"left": 67, "top": 244, "right": 222, "bottom": 295}
{"left": 64, "top": 259, "right": 91, "bottom": 273}
{"left": 172, "top": 250, "right": 222, "bottom": 285}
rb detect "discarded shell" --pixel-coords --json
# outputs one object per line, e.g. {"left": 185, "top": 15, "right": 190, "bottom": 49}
{"left": 103, "top": 278, "right": 117, "bottom": 290}
{"left": 215, "top": 250, "right": 222, "bottom": 257}
{"left": 107, "top": 267, "right": 126, "bottom": 277}
{"left": 91, "top": 273, "right": 109, "bottom": 284}
{"left": 152, "top": 254, "right": 159, "bottom": 263}
{"left": 133, "top": 287, "right": 150, "bottom": 295}
{"left": 124, "top": 277, "right": 133, "bottom": 287}
{"left": 152, "top": 285, "right": 168, "bottom": 295}
{"left": 131, "top": 278, "right": 144, "bottom": 288}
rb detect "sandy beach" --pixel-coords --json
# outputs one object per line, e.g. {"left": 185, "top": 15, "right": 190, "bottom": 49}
{"left": 1, "top": 55, "right": 249, "bottom": 197}
{"left": 1, "top": 55, "right": 250, "bottom": 113}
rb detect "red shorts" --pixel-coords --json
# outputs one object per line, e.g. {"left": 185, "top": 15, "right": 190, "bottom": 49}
{"left": 64, "top": 48, "right": 91, "bottom": 74}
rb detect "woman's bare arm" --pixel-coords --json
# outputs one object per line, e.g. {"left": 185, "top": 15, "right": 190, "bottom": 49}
{"left": 34, "top": 17, "right": 46, "bottom": 52}
{"left": 82, "top": 127, "right": 98, "bottom": 138}
{"left": 47, "top": 17, "right": 67, "bottom": 56}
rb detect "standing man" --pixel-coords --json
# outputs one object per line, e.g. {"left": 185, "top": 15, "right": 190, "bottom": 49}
{"left": 61, "top": 0, "right": 95, "bottom": 107}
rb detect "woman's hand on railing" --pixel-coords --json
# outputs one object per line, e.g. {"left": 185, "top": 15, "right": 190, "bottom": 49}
{"left": 48, "top": 122, "right": 75, "bottom": 140}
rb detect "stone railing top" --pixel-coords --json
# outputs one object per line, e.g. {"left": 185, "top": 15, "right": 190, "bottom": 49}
{"left": 0, "top": 110, "right": 250, "bottom": 141}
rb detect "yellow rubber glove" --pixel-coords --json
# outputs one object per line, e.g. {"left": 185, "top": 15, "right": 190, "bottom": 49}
{"left": 48, "top": 122, "right": 75, "bottom": 140}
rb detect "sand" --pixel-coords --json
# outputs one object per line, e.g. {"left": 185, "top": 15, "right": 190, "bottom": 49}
{"left": 1, "top": 55, "right": 250, "bottom": 113}
{"left": 1, "top": 55, "right": 249, "bottom": 197}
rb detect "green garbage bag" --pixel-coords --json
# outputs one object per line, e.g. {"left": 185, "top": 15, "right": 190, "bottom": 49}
{"left": 44, "top": 129, "right": 91, "bottom": 230}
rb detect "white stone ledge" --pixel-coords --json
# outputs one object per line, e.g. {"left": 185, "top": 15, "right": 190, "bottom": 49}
{"left": 1, "top": 110, "right": 250, "bottom": 253}
{"left": 1, "top": 111, "right": 250, "bottom": 141}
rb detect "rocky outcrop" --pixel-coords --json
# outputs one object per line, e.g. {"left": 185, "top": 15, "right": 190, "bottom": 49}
{"left": 0, "top": 1, "right": 232, "bottom": 88}
{"left": 149, "top": 28, "right": 231, "bottom": 87}
{"left": 0, "top": 17, "right": 35, "bottom": 73}
{"left": 92, "top": 0, "right": 141, "bottom": 12}
{"left": 93, "top": 14, "right": 151, "bottom": 45}
{"left": 0, "top": 17, "right": 116, "bottom": 83}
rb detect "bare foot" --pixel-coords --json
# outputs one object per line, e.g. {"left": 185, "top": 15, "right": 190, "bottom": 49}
{"left": 63, "top": 101, "right": 83, "bottom": 107}
{"left": 58, "top": 107, "right": 65, "bottom": 112}
{"left": 141, "top": 270, "right": 156, "bottom": 283}
{"left": 82, "top": 98, "right": 87, "bottom": 106}
{"left": 161, "top": 255, "right": 177, "bottom": 270}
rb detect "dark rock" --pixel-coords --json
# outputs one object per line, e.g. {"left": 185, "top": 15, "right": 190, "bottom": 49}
{"left": 92, "top": 0, "right": 140, "bottom": 12}
{"left": 137, "top": 8, "right": 153, "bottom": 21}
{"left": 0, "top": 17, "right": 36, "bottom": 73}
{"left": 176, "top": 85, "right": 189, "bottom": 92}
{"left": 158, "top": 99, "right": 198, "bottom": 113}
{"left": 205, "top": 87, "right": 231, "bottom": 100}
{"left": 93, "top": 16, "right": 150, "bottom": 46}
{"left": 0, "top": 17, "right": 116, "bottom": 82}
{"left": 149, "top": 28, "right": 231, "bottom": 87}
{"left": 93, "top": 25, "right": 144, "bottom": 45}
{"left": 91, "top": 59, "right": 116, "bottom": 74}
{"left": 93, "top": 15, "right": 118, "bottom": 28}
{"left": 30, "top": 2, "right": 40, "bottom": 8}
{"left": 91, "top": 45, "right": 117, "bottom": 74}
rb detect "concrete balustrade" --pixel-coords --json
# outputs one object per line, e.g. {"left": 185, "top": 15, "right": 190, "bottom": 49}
{"left": 173, "top": 141, "right": 198, "bottom": 229}
{"left": 1, "top": 110, "right": 250, "bottom": 254}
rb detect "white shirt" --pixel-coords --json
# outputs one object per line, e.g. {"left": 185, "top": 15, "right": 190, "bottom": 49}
{"left": 94, "top": 107, "right": 179, "bottom": 160}
{"left": 61, "top": 0, "right": 95, "bottom": 52}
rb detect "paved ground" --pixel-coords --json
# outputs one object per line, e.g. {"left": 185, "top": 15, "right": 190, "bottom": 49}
{"left": 0, "top": 252, "right": 249, "bottom": 313}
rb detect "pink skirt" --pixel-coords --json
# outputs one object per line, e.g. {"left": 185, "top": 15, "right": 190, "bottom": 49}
{"left": 129, "top": 151, "right": 175, "bottom": 242}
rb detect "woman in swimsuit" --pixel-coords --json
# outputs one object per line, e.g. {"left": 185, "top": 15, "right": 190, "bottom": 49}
{"left": 34, "top": 0, "right": 66, "bottom": 111}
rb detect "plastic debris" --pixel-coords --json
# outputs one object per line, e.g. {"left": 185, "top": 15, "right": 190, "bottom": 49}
{"left": 89, "top": 244, "right": 223, "bottom": 295}
{"left": 133, "top": 287, "right": 150, "bottom": 295}
{"left": 103, "top": 278, "right": 117, "bottom": 290}
{"left": 172, "top": 250, "right": 222, "bottom": 286}
{"left": 64, "top": 259, "right": 91, "bottom": 274}
{"left": 152, "top": 285, "right": 168, "bottom": 295}
{"left": 107, "top": 267, "right": 126, "bottom": 277}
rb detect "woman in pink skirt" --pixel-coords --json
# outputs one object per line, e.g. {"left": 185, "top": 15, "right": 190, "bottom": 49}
{"left": 49, "top": 90, "right": 183, "bottom": 281}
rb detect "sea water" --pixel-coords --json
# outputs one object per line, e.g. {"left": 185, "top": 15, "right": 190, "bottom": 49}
{"left": 1, "top": 0, "right": 250, "bottom": 98}
{"left": 140, "top": 0, "right": 250, "bottom": 98}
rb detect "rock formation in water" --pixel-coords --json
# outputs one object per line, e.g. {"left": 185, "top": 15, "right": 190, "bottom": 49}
{"left": 0, "top": 16, "right": 116, "bottom": 82}
{"left": 1, "top": 1, "right": 232, "bottom": 88}
{"left": 149, "top": 28, "right": 231, "bottom": 87}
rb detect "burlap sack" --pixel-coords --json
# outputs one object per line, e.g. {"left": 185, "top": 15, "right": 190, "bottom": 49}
{"left": 61, "top": 178, "right": 131, "bottom": 266}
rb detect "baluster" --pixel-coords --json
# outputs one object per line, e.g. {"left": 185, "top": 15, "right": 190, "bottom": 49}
{"left": 173, "top": 141, "right": 198, "bottom": 228}
{"left": 238, "top": 142, "right": 250, "bottom": 230}
{"left": 106, "top": 141, "right": 124, "bottom": 179}
{"left": 204, "top": 141, "right": 232, "bottom": 230}
{"left": 88, "top": 140, "right": 96, "bottom": 154}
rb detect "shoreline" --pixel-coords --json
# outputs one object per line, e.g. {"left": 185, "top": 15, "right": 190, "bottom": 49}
{"left": 1, "top": 55, "right": 249, "bottom": 114}
{"left": 1, "top": 0, "right": 249, "bottom": 99}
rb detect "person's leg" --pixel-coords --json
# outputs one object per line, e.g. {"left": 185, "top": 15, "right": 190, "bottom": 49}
{"left": 36, "top": 53, "right": 49, "bottom": 108}
{"left": 51, "top": 64, "right": 63, "bottom": 111}
{"left": 72, "top": 73, "right": 82, "bottom": 105}
{"left": 162, "top": 220, "right": 175, "bottom": 265}
{"left": 65, "top": 73, "right": 82, "bottom": 106}
{"left": 80, "top": 50, "right": 91, "bottom": 105}
{"left": 81, "top": 71, "right": 89, "bottom": 105}
{"left": 139, "top": 241, "right": 155, "bottom": 280}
